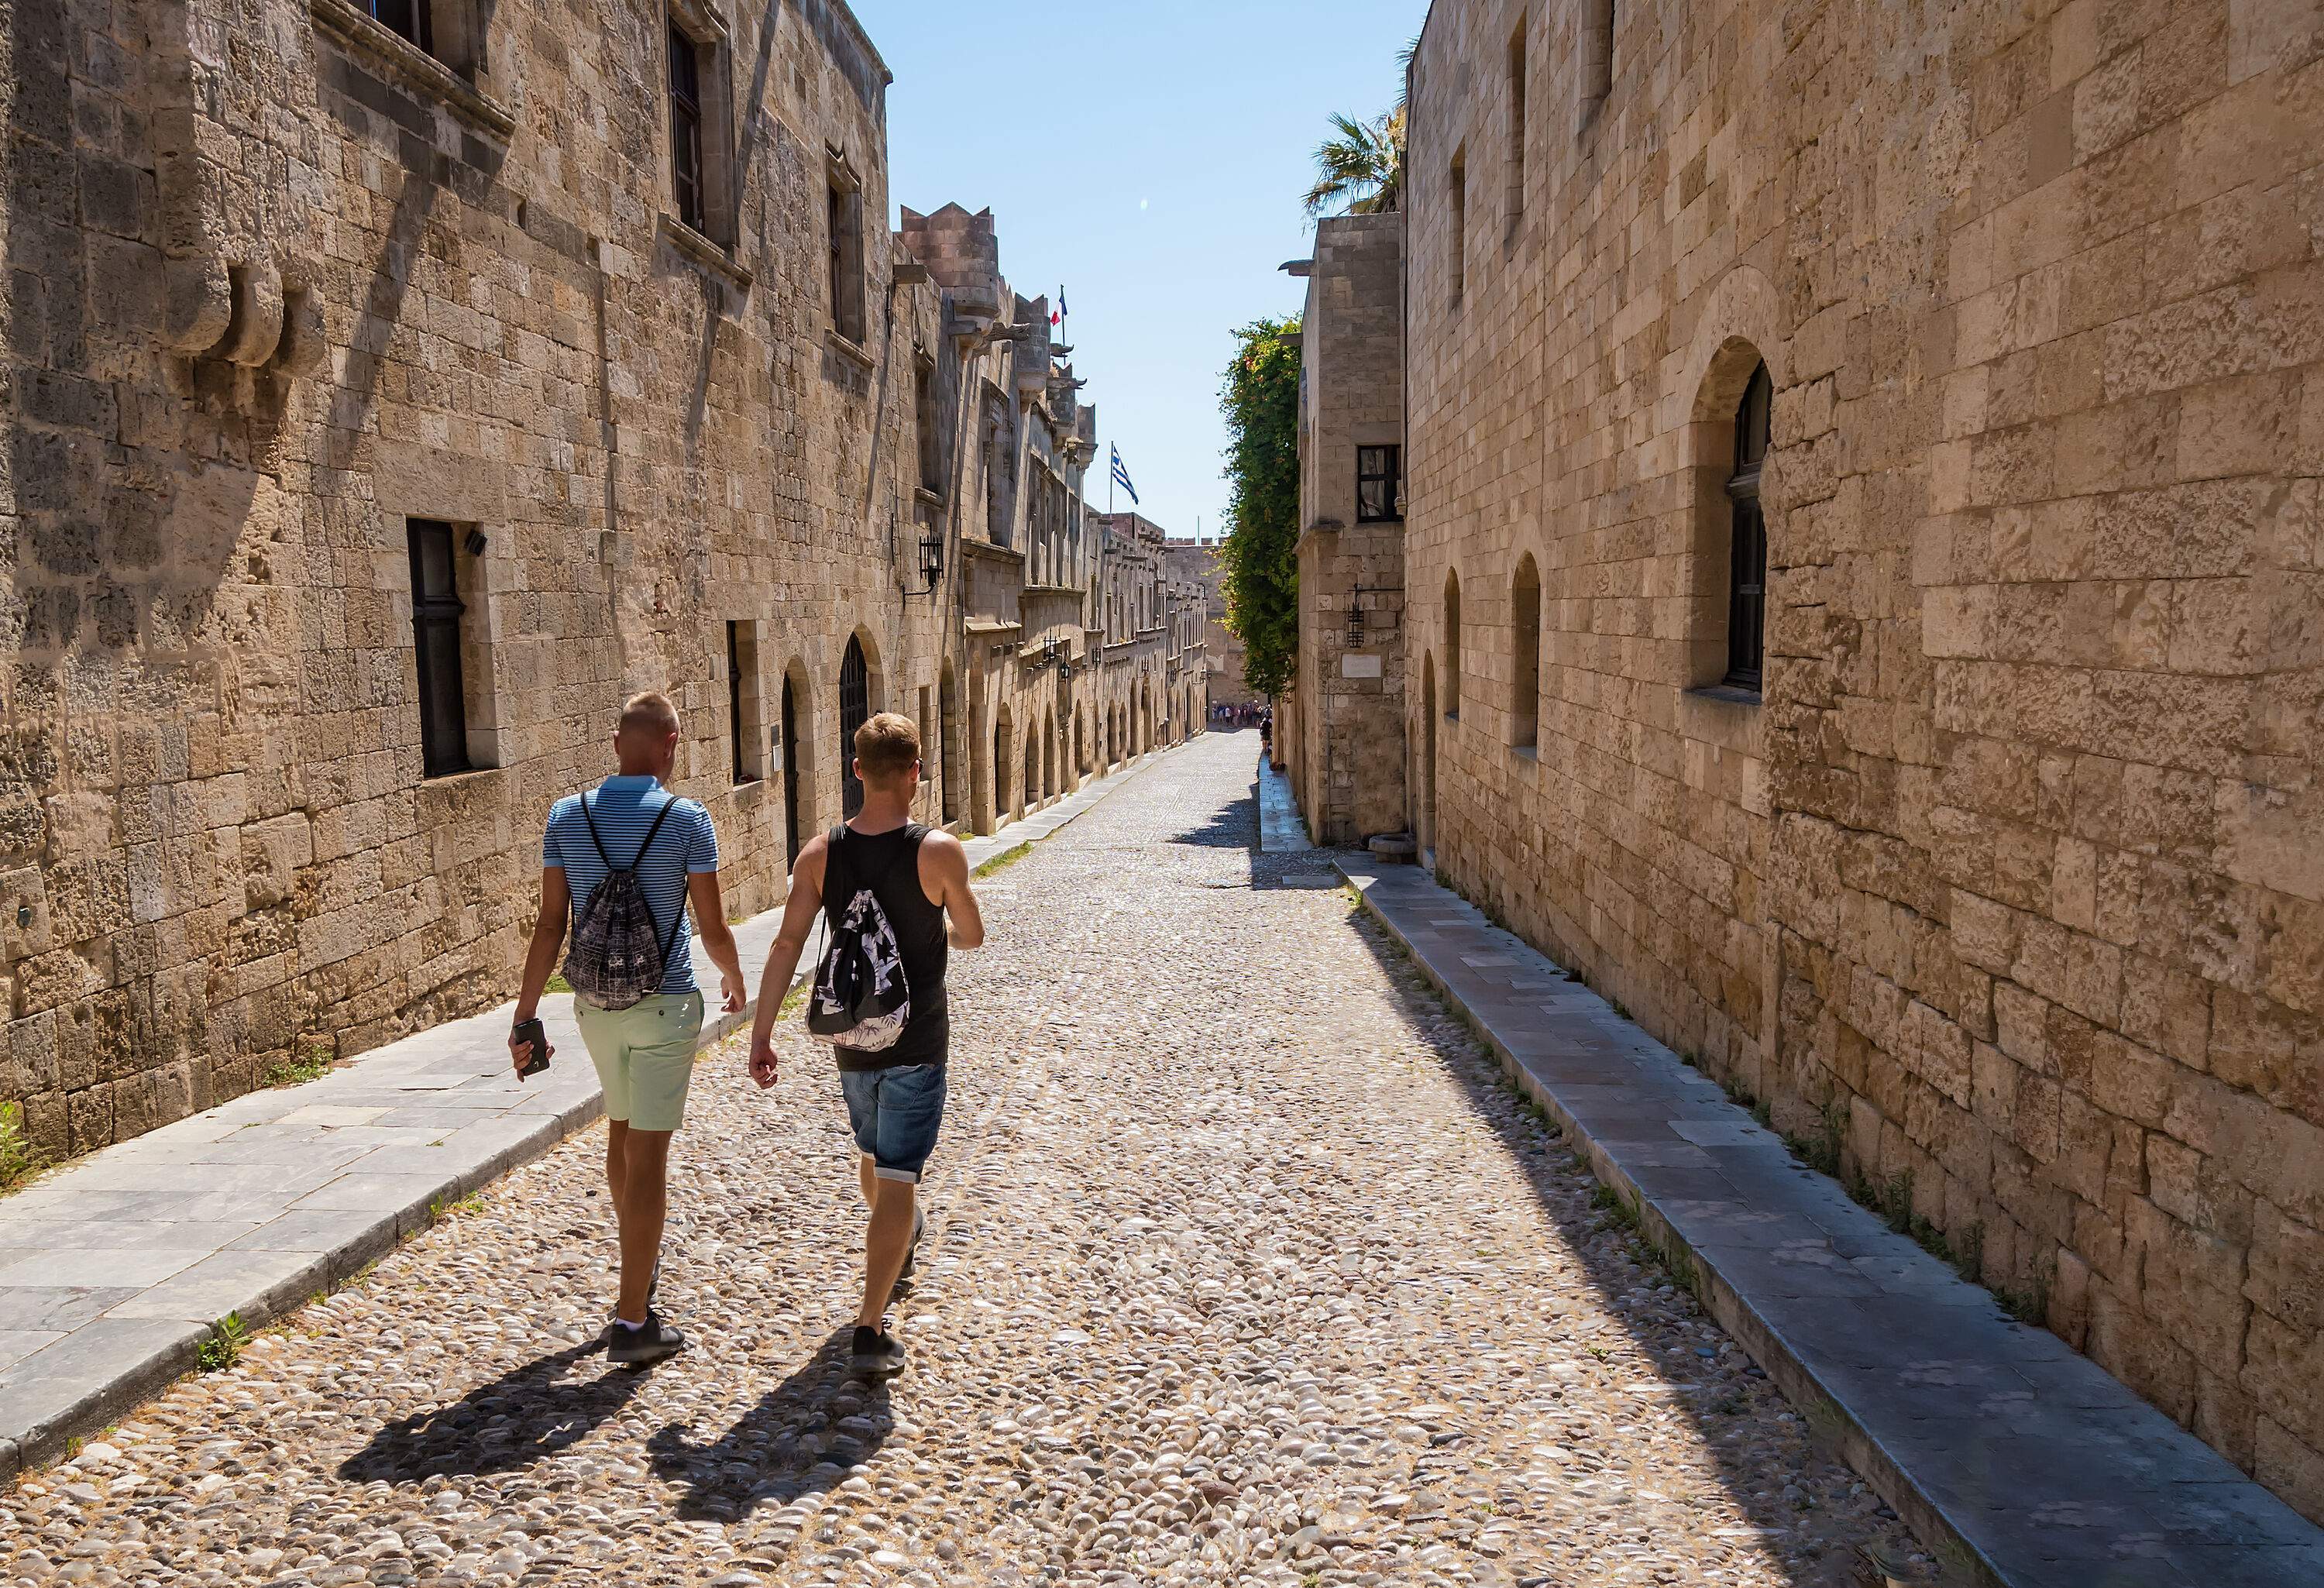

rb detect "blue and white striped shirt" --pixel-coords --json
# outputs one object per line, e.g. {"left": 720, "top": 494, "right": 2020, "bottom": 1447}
{"left": 543, "top": 776, "right": 719, "bottom": 995}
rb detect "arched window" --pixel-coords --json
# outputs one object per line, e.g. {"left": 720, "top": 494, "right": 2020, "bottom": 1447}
{"left": 839, "top": 635, "right": 869, "bottom": 818}
{"left": 1511, "top": 554, "right": 1539, "bottom": 750}
{"left": 1443, "top": 570, "right": 1463, "bottom": 720}
{"left": 1725, "top": 362, "right": 1771, "bottom": 690}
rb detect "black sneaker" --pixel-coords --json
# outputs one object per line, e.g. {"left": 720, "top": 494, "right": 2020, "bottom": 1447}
{"left": 600, "top": 1262, "right": 662, "bottom": 1348}
{"left": 851, "top": 1324, "right": 905, "bottom": 1379}
{"left": 894, "top": 1207, "right": 927, "bottom": 1284}
{"left": 608, "top": 1310, "right": 686, "bottom": 1367}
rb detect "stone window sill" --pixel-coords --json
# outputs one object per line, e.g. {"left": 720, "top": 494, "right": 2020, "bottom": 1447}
{"left": 310, "top": 0, "right": 516, "bottom": 139}
{"left": 659, "top": 215, "right": 754, "bottom": 294}
{"left": 915, "top": 486, "right": 946, "bottom": 508}
{"left": 1684, "top": 682, "right": 1762, "bottom": 708}
{"left": 826, "top": 328, "right": 875, "bottom": 371}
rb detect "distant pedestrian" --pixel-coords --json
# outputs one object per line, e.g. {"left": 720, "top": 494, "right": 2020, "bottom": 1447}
{"left": 509, "top": 691, "right": 747, "bottom": 1367}
{"left": 747, "top": 713, "right": 985, "bottom": 1380}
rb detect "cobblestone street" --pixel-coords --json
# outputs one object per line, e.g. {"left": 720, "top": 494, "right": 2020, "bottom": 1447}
{"left": 3, "top": 732, "right": 1918, "bottom": 1587}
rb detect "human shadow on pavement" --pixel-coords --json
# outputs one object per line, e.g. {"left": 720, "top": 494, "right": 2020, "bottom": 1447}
{"left": 645, "top": 1327, "right": 892, "bottom": 1524}
{"left": 337, "top": 1339, "right": 648, "bottom": 1482}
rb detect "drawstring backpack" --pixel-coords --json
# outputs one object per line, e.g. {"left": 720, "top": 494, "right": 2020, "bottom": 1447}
{"left": 561, "top": 794, "right": 681, "bottom": 1010}
{"left": 806, "top": 827, "right": 913, "bottom": 1051}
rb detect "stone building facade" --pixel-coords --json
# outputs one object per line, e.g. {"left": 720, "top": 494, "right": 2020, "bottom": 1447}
{"left": 0, "top": 0, "right": 1181, "bottom": 1158}
{"left": 1384, "top": 0, "right": 2324, "bottom": 1519}
{"left": 1090, "top": 512, "right": 1208, "bottom": 757}
{"left": 1284, "top": 214, "right": 1409, "bottom": 845}
{"left": 1161, "top": 538, "right": 1257, "bottom": 712}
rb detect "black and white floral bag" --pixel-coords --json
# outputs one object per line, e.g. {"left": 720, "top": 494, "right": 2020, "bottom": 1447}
{"left": 806, "top": 827, "right": 912, "bottom": 1051}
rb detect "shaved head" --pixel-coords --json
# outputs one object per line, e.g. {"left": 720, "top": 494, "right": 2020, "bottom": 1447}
{"left": 618, "top": 691, "right": 679, "bottom": 740}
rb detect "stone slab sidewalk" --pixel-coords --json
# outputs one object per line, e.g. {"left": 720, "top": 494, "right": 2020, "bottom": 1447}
{"left": 1256, "top": 755, "right": 1311, "bottom": 854}
{"left": 1336, "top": 857, "right": 2324, "bottom": 1588}
{"left": 0, "top": 742, "right": 1189, "bottom": 1480}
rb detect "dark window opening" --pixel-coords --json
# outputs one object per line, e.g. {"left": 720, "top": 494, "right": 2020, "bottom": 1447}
{"left": 1507, "top": 20, "right": 1528, "bottom": 224}
{"left": 827, "top": 179, "right": 866, "bottom": 344}
{"left": 1724, "top": 361, "right": 1772, "bottom": 691}
{"left": 367, "top": 0, "right": 433, "bottom": 53}
{"left": 727, "top": 621, "right": 751, "bottom": 784}
{"left": 916, "top": 366, "right": 943, "bottom": 493}
{"left": 669, "top": 19, "right": 704, "bottom": 233}
{"left": 407, "top": 519, "right": 468, "bottom": 779}
{"left": 1449, "top": 151, "right": 1468, "bottom": 304}
{"left": 781, "top": 675, "right": 803, "bottom": 865}
{"left": 839, "top": 636, "right": 869, "bottom": 820}
{"left": 1357, "top": 445, "right": 1401, "bottom": 523}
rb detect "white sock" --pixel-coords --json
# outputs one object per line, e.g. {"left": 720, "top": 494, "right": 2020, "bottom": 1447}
{"left": 615, "top": 1315, "right": 647, "bottom": 1331}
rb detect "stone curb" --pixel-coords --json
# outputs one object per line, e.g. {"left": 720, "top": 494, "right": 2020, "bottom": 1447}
{"left": 0, "top": 738, "right": 1193, "bottom": 1483}
{"left": 1335, "top": 856, "right": 2324, "bottom": 1588}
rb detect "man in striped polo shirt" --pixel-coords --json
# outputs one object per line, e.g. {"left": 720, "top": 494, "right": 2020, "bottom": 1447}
{"left": 508, "top": 691, "right": 746, "bottom": 1366}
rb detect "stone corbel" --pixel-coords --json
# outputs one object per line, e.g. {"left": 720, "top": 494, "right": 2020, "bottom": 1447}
{"left": 164, "top": 254, "right": 233, "bottom": 355}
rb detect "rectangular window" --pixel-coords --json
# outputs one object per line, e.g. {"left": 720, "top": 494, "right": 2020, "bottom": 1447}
{"left": 1449, "top": 150, "right": 1467, "bottom": 305}
{"left": 1356, "top": 445, "right": 1401, "bottom": 522}
{"left": 828, "top": 177, "right": 866, "bottom": 343}
{"left": 1507, "top": 21, "right": 1527, "bottom": 225}
{"left": 408, "top": 519, "right": 469, "bottom": 779}
{"left": 916, "top": 364, "right": 943, "bottom": 493}
{"left": 669, "top": 19, "right": 704, "bottom": 233}
{"left": 367, "top": 0, "right": 433, "bottom": 52}
{"left": 1583, "top": 0, "right": 1615, "bottom": 107}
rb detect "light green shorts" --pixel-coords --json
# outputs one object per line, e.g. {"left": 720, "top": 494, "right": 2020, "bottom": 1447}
{"left": 576, "top": 991, "right": 705, "bottom": 1133}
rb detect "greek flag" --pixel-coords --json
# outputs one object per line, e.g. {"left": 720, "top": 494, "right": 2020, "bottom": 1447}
{"left": 1109, "top": 445, "right": 1139, "bottom": 506}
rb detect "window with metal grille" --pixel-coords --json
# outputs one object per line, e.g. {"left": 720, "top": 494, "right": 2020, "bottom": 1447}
{"left": 407, "top": 519, "right": 468, "bottom": 778}
{"left": 1724, "top": 361, "right": 1772, "bottom": 691}
{"left": 1356, "top": 445, "right": 1401, "bottom": 523}
{"left": 367, "top": 0, "right": 432, "bottom": 52}
{"left": 839, "top": 636, "right": 869, "bottom": 819}
{"left": 669, "top": 19, "right": 704, "bottom": 232}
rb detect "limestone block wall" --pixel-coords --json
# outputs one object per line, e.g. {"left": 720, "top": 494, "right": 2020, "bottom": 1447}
{"left": 1294, "top": 212, "right": 1410, "bottom": 846}
{"left": 1294, "top": 524, "right": 1408, "bottom": 845}
{"left": 0, "top": 0, "right": 957, "bottom": 1154}
{"left": 1406, "top": 0, "right": 2324, "bottom": 1518}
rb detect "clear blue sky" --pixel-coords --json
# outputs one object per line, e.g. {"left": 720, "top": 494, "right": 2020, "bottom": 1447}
{"left": 877, "top": 0, "right": 1426, "bottom": 542}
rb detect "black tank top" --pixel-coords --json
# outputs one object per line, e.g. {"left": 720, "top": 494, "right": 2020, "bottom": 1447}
{"left": 823, "top": 822, "right": 949, "bottom": 1071}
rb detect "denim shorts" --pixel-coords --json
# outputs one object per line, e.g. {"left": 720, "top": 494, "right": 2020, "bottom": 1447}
{"left": 839, "top": 1064, "right": 947, "bottom": 1182}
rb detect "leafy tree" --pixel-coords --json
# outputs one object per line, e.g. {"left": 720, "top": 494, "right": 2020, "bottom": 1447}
{"left": 1219, "top": 318, "right": 1301, "bottom": 699}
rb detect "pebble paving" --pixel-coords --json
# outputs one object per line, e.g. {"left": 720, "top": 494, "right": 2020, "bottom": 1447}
{"left": 2, "top": 731, "right": 1924, "bottom": 1587}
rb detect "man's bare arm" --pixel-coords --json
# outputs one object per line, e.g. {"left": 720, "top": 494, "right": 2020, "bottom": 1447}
{"left": 924, "top": 832, "right": 985, "bottom": 950}
{"left": 510, "top": 868, "right": 571, "bottom": 1073}
{"left": 747, "top": 838, "right": 827, "bottom": 1084}
{"left": 686, "top": 871, "right": 748, "bottom": 1013}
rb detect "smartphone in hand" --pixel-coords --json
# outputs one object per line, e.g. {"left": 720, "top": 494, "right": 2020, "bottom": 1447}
{"left": 512, "top": 1017, "right": 550, "bottom": 1079}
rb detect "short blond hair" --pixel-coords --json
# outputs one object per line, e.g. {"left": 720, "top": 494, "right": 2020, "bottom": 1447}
{"left": 618, "top": 690, "right": 679, "bottom": 739}
{"left": 854, "top": 711, "right": 920, "bottom": 783}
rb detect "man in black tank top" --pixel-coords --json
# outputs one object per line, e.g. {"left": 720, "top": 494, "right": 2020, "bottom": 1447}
{"left": 746, "top": 712, "right": 985, "bottom": 1380}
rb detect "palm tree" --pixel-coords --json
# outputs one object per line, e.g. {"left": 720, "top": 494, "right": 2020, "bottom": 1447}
{"left": 1301, "top": 39, "right": 1421, "bottom": 219}
{"left": 1302, "top": 112, "right": 1405, "bottom": 217}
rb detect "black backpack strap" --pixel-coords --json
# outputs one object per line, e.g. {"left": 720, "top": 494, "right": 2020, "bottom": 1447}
{"left": 627, "top": 795, "right": 680, "bottom": 871}
{"left": 638, "top": 796, "right": 687, "bottom": 977}
{"left": 578, "top": 792, "right": 615, "bottom": 868}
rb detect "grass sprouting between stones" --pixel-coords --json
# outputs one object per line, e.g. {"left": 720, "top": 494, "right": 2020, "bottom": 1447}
{"left": 972, "top": 841, "right": 1033, "bottom": 878}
